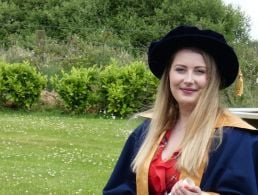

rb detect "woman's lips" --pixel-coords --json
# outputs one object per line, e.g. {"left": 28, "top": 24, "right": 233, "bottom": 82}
{"left": 180, "top": 88, "right": 197, "bottom": 94}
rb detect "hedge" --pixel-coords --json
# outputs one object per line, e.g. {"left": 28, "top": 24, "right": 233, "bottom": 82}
{"left": 52, "top": 61, "right": 158, "bottom": 117}
{"left": 0, "top": 61, "right": 47, "bottom": 109}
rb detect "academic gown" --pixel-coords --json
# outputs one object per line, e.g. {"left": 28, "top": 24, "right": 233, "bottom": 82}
{"left": 103, "top": 113, "right": 258, "bottom": 195}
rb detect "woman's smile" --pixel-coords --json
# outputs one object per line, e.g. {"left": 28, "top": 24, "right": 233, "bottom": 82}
{"left": 180, "top": 87, "right": 197, "bottom": 94}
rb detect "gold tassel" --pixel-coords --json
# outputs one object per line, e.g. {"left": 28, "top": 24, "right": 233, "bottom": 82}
{"left": 235, "top": 69, "right": 243, "bottom": 97}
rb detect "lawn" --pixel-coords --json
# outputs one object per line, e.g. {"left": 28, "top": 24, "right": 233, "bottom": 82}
{"left": 0, "top": 110, "right": 143, "bottom": 194}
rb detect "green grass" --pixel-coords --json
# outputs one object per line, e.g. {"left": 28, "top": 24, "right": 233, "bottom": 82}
{"left": 0, "top": 109, "right": 143, "bottom": 194}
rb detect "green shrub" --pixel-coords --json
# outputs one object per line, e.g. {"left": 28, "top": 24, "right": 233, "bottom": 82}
{"left": 51, "top": 61, "right": 158, "bottom": 117}
{"left": 100, "top": 61, "right": 158, "bottom": 117}
{"left": 0, "top": 61, "right": 47, "bottom": 109}
{"left": 51, "top": 66, "right": 101, "bottom": 113}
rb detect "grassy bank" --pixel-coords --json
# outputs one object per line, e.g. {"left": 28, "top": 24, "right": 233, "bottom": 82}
{"left": 0, "top": 110, "right": 143, "bottom": 194}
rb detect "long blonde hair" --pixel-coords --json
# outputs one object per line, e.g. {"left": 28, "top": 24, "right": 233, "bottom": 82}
{"left": 132, "top": 48, "right": 223, "bottom": 175}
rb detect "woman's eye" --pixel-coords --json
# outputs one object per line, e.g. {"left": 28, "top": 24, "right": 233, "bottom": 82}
{"left": 175, "top": 68, "right": 185, "bottom": 73}
{"left": 195, "top": 69, "right": 206, "bottom": 74}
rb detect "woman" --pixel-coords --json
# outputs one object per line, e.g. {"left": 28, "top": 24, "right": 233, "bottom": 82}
{"left": 103, "top": 25, "right": 258, "bottom": 194}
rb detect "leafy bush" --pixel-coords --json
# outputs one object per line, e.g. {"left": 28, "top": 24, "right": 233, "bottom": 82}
{"left": 0, "top": 61, "right": 47, "bottom": 108}
{"left": 52, "top": 61, "right": 158, "bottom": 117}
{"left": 100, "top": 61, "right": 158, "bottom": 117}
{"left": 51, "top": 66, "right": 101, "bottom": 113}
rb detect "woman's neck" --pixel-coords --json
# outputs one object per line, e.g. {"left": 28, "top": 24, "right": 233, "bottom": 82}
{"left": 178, "top": 105, "right": 193, "bottom": 124}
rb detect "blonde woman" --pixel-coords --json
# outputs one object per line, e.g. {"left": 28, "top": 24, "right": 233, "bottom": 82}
{"left": 103, "top": 26, "right": 258, "bottom": 195}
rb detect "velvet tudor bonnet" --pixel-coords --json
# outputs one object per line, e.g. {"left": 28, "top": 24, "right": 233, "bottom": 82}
{"left": 148, "top": 25, "right": 239, "bottom": 89}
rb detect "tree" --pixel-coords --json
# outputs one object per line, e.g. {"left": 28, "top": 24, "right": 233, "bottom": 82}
{"left": 0, "top": 0, "right": 251, "bottom": 51}
{"left": 154, "top": 0, "right": 250, "bottom": 42}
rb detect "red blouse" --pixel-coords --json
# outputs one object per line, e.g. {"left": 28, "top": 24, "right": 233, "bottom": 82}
{"left": 148, "top": 130, "right": 180, "bottom": 195}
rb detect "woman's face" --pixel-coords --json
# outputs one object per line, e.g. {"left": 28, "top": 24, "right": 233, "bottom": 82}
{"left": 169, "top": 49, "right": 208, "bottom": 109}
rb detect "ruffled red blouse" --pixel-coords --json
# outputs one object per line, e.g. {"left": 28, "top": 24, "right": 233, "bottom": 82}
{"left": 148, "top": 130, "right": 180, "bottom": 195}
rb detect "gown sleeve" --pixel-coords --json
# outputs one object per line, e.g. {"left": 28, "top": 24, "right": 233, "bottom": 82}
{"left": 201, "top": 127, "right": 258, "bottom": 195}
{"left": 103, "top": 120, "right": 150, "bottom": 195}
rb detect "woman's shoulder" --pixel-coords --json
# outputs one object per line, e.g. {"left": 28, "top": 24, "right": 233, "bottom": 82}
{"left": 221, "top": 126, "right": 258, "bottom": 152}
{"left": 216, "top": 110, "right": 256, "bottom": 130}
{"left": 223, "top": 126, "right": 258, "bottom": 139}
{"left": 209, "top": 126, "right": 258, "bottom": 167}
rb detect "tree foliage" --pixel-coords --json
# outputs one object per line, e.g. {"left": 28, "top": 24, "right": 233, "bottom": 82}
{"left": 0, "top": 0, "right": 251, "bottom": 51}
{"left": 154, "top": 0, "right": 250, "bottom": 42}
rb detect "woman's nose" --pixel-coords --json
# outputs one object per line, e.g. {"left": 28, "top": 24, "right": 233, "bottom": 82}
{"left": 184, "top": 72, "right": 194, "bottom": 83}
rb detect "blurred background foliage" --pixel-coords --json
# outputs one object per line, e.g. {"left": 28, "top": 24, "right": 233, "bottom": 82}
{"left": 0, "top": 0, "right": 257, "bottom": 114}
